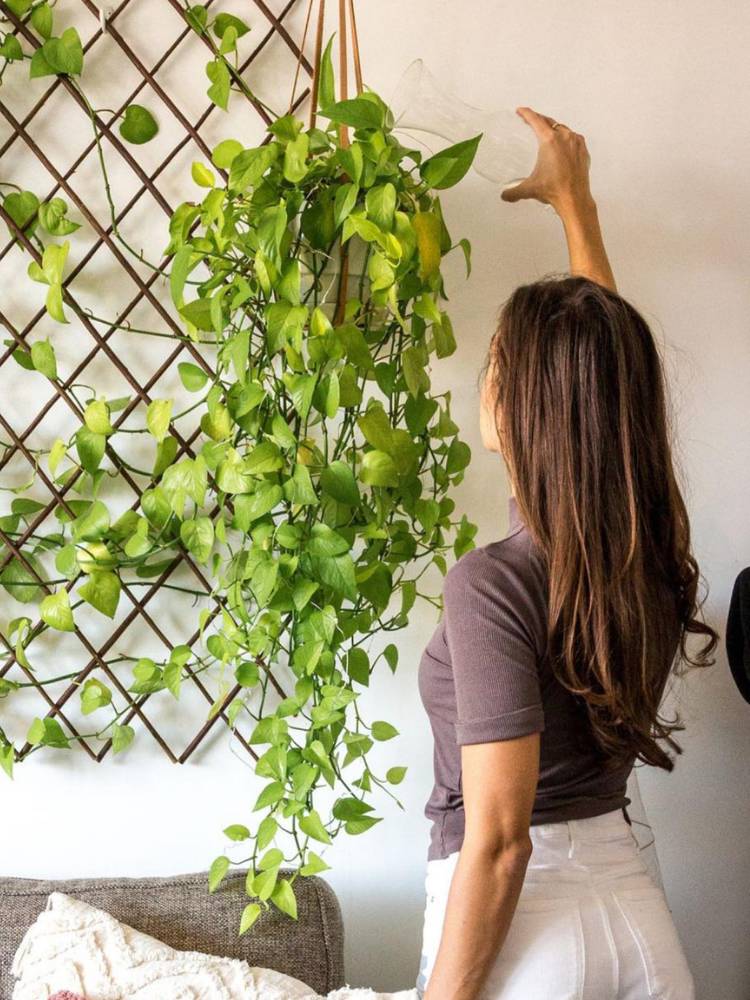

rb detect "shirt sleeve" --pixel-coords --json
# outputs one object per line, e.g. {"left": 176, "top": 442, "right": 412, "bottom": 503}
{"left": 442, "top": 546, "right": 546, "bottom": 746}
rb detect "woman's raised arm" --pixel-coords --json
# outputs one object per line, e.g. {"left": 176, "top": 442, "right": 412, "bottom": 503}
{"left": 501, "top": 106, "right": 618, "bottom": 293}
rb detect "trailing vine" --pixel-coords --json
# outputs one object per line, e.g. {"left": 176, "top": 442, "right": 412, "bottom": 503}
{"left": 0, "top": 1, "right": 479, "bottom": 932}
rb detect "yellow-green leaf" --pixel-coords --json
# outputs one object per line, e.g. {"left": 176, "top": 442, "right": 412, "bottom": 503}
{"left": 413, "top": 211, "right": 442, "bottom": 281}
{"left": 84, "top": 399, "right": 114, "bottom": 436}
{"left": 300, "top": 850, "right": 331, "bottom": 876}
{"left": 298, "top": 809, "right": 332, "bottom": 844}
{"left": 146, "top": 399, "right": 172, "bottom": 442}
{"left": 239, "top": 902, "right": 262, "bottom": 935}
{"left": 271, "top": 877, "right": 297, "bottom": 919}
{"left": 192, "top": 161, "right": 215, "bottom": 187}
{"left": 39, "top": 588, "right": 74, "bottom": 632}
{"left": 31, "top": 339, "right": 57, "bottom": 379}
{"left": 208, "top": 855, "right": 230, "bottom": 892}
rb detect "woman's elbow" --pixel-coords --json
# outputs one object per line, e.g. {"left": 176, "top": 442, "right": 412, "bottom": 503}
{"left": 464, "top": 833, "right": 534, "bottom": 879}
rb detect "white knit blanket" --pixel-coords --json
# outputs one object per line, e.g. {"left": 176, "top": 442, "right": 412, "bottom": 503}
{"left": 12, "top": 892, "right": 418, "bottom": 1000}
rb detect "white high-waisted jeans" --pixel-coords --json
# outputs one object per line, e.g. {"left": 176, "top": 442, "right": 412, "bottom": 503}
{"left": 416, "top": 808, "right": 695, "bottom": 999}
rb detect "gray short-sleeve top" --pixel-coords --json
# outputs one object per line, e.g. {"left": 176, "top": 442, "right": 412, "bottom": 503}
{"left": 418, "top": 495, "right": 634, "bottom": 861}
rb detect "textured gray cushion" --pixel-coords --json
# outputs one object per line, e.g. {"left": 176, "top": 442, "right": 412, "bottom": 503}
{"left": 0, "top": 869, "right": 345, "bottom": 999}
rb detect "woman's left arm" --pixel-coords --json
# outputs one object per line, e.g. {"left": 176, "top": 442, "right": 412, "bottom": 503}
{"left": 423, "top": 732, "right": 540, "bottom": 1000}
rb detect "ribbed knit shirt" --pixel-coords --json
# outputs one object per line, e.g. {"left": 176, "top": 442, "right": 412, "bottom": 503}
{"left": 418, "top": 495, "right": 634, "bottom": 861}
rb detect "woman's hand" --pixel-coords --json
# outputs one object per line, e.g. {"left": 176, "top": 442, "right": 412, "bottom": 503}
{"left": 501, "top": 106, "right": 594, "bottom": 217}
{"left": 501, "top": 106, "right": 617, "bottom": 292}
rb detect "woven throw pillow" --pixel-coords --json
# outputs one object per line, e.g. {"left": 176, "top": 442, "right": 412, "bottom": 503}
{"left": 13, "top": 892, "right": 418, "bottom": 1000}
{"left": 12, "top": 892, "right": 314, "bottom": 1000}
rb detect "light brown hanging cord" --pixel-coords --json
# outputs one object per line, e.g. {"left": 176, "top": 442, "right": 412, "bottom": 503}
{"left": 347, "top": 0, "right": 364, "bottom": 94}
{"left": 308, "top": 0, "right": 327, "bottom": 129}
{"left": 337, "top": 0, "right": 350, "bottom": 148}
{"left": 334, "top": 0, "right": 365, "bottom": 324}
{"left": 289, "top": 0, "right": 365, "bottom": 322}
{"left": 289, "top": 0, "right": 314, "bottom": 117}
{"left": 291, "top": 0, "right": 364, "bottom": 130}
{"left": 333, "top": 0, "right": 352, "bottom": 323}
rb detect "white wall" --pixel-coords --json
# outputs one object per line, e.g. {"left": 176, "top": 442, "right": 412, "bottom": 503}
{"left": 2, "top": 2, "right": 750, "bottom": 998}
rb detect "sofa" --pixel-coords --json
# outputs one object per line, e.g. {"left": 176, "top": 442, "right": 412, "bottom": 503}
{"left": 0, "top": 869, "right": 345, "bottom": 998}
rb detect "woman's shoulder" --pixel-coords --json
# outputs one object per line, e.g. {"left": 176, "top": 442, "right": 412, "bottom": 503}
{"left": 443, "top": 525, "right": 546, "bottom": 612}
{"left": 442, "top": 529, "right": 548, "bottom": 657}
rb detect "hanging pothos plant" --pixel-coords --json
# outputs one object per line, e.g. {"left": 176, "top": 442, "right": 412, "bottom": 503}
{"left": 0, "top": 2, "right": 481, "bottom": 933}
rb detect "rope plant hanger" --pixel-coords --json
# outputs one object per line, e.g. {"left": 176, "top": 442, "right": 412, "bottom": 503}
{"left": 290, "top": 0, "right": 366, "bottom": 329}
{"left": 0, "top": 0, "right": 483, "bottom": 932}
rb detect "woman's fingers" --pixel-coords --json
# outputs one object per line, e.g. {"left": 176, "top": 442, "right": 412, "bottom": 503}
{"left": 515, "top": 106, "right": 556, "bottom": 141}
{"left": 501, "top": 105, "right": 593, "bottom": 212}
{"left": 500, "top": 179, "right": 536, "bottom": 203}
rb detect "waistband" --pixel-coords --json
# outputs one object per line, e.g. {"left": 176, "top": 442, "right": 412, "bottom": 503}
{"left": 531, "top": 805, "right": 632, "bottom": 839}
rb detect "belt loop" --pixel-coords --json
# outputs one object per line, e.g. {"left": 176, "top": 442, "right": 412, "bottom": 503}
{"left": 567, "top": 819, "right": 575, "bottom": 859}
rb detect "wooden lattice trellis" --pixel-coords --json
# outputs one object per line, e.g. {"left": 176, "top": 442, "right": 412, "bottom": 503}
{"left": 0, "top": 0, "right": 314, "bottom": 764}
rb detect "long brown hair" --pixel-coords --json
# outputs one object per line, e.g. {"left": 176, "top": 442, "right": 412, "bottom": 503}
{"left": 487, "top": 274, "right": 718, "bottom": 772}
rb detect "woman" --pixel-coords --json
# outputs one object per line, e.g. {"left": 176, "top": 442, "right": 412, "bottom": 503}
{"left": 415, "top": 107, "right": 718, "bottom": 1000}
